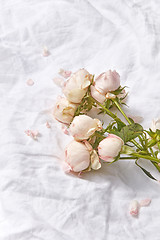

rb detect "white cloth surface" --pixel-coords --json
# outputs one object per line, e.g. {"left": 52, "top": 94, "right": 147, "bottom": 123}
{"left": 0, "top": 0, "right": 160, "bottom": 239}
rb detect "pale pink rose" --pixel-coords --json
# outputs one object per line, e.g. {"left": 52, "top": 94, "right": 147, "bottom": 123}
{"left": 151, "top": 118, "right": 160, "bottom": 132}
{"left": 129, "top": 200, "right": 139, "bottom": 216}
{"left": 69, "top": 115, "right": 102, "bottom": 140}
{"left": 65, "top": 140, "right": 90, "bottom": 172}
{"left": 94, "top": 70, "right": 120, "bottom": 95}
{"left": 98, "top": 134, "right": 124, "bottom": 162}
{"left": 53, "top": 96, "right": 78, "bottom": 124}
{"left": 90, "top": 85, "right": 106, "bottom": 104}
{"left": 63, "top": 69, "right": 92, "bottom": 103}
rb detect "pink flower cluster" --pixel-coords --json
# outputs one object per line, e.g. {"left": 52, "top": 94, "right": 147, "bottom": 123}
{"left": 53, "top": 68, "right": 124, "bottom": 173}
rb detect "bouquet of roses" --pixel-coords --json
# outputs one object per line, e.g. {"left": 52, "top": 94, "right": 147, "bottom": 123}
{"left": 53, "top": 69, "right": 160, "bottom": 181}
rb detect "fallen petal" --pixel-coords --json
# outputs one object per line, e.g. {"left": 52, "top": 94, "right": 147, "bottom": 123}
{"left": 59, "top": 68, "right": 72, "bottom": 78}
{"left": 25, "top": 130, "right": 39, "bottom": 139}
{"left": 53, "top": 77, "right": 64, "bottom": 87}
{"left": 139, "top": 199, "right": 151, "bottom": 207}
{"left": 26, "top": 79, "right": 34, "bottom": 86}
{"left": 129, "top": 200, "right": 139, "bottom": 216}
{"left": 46, "top": 121, "right": 51, "bottom": 128}
{"left": 42, "top": 46, "right": 50, "bottom": 57}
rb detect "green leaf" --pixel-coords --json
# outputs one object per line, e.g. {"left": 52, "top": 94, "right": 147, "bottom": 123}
{"left": 74, "top": 93, "right": 96, "bottom": 116}
{"left": 117, "top": 121, "right": 126, "bottom": 131}
{"left": 108, "top": 123, "right": 143, "bottom": 143}
{"left": 145, "top": 129, "right": 155, "bottom": 138}
{"left": 92, "top": 131, "right": 105, "bottom": 150}
{"left": 119, "top": 123, "right": 143, "bottom": 143}
{"left": 121, "top": 145, "right": 135, "bottom": 154}
{"left": 135, "top": 160, "right": 157, "bottom": 181}
{"left": 111, "top": 86, "right": 127, "bottom": 95}
{"left": 128, "top": 117, "right": 134, "bottom": 124}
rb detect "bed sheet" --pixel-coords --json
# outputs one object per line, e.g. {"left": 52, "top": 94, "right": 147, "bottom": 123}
{"left": 0, "top": 0, "right": 160, "bottom": 239}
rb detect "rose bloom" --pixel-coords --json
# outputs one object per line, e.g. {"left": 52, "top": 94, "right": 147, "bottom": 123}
{"left": 53, "top": 96, "right": 77, "bottom": 124}
{"left": 69, "top": 115, "right": 102, "bottom": 140}
{"left": 98, "top": 134, "right": 124, "bottom": 162}
{"left": 63, "top": 68, "right": 92, "bottom": 103}
{"left": 65, "top": 140, "right": 90, "bottom": 172}
{"left": 91, "top": 70, "right": 120, "bottom": 103}
{"left": 151, "top": 118, "right": 160, "bottom": 132}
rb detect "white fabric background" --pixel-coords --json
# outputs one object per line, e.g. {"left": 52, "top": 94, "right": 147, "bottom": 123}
{"left": 0, "top": 0, "right": 160, "bottom": 239}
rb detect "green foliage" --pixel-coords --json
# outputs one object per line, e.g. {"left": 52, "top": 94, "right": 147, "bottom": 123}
{"left": 91, "top": 131, "right": 105, "bottom": 150}
{"left": 135, "top": 160, "right": 157, "bottom": 181}
{"left": 146, "top": 128, "right": 160, "bottom": 148}
{"left": 74, "top": 93, "right": 96, "bottom": 116}
{"left": 108, "top": 123, "right": 143, "bottom": 143}
{"left": 111, "top": 86, "right": 126, "bottom": 95}
{"left": 98, "top": 99, "right": 113, "bottom": 114}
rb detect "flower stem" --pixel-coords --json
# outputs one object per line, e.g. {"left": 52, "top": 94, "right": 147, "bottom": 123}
{"left": 119, "top": 156, "right": 138, "bottom": 160}
{"left": 112, "top": 99, "right": 143, "bottom": 150}
{"left": 91, "top": 97, "right": 123, "bottom": 123}
{"left": 113, "top": 99, "right": 132, "bottom": 124}
{"left": 130, "top": 153, "right": 160, "bottom": 163}
{"left": 91, "top": 96, "right": 143, "bottom": 150}
{"left": 151, "top": 162, "right": 160, "bottom": 172}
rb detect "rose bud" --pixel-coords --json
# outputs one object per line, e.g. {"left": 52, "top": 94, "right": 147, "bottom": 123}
{"left": 53, "top": 96, "right": 78, "bottom": 124}
{"left": 69, "top": 115, "right": 102, "bottom": 140}
{"left": 151, "top": 118, "right": 160, "bottom": 132}
{"left": 63, "top": 68, "right": 92, "bottom": 103}
{"left": 94, "top": 70, "right": 120, "bottom": 95}
{"left": 98, "top": 134, "right": 124, "bottom": 162}
{"left": 65, "top": 140, "right": 90, "bottom": 172}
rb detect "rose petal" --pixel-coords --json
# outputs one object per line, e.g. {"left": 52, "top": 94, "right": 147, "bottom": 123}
{"left": 25, "top": 130, "right": 39, "bottom": 139}
{"left": 105, "top": 93, "right": 116, "bottom": 99}
{"left": 26, "top": 79, "right": 34, "bottom": 86}
{"left": 90, "top": 150, "right": 101, "bottom": 170}
{"left": 53, "top": 77, "right": 64, "bottom": 87}
{"left": 46, "top": 121, "right": 51, "bottom": 128}
{"left": 59, "top": 68, "right": 72, "bottom": 78}
{"left": 129, "top": 200, "right": 139, "bottom": 216}
{"left": 62, "top": 162, "right": 72, "bottom": 173}
{"left": 139, "top": 199, "right": 151, "bottom": 207}
{"left": 83, "top": 140, "right": 93, "bottom": 152}
{"left": 61, "top": 124, "right": 69, "bottom": 135}
{"left": 42, "top": 46, "right": 50, "bottom": 57}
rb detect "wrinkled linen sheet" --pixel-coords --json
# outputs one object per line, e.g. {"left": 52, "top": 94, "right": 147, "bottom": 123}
{"left": 0, "top": 0, "right": 160, "bottom": 239}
